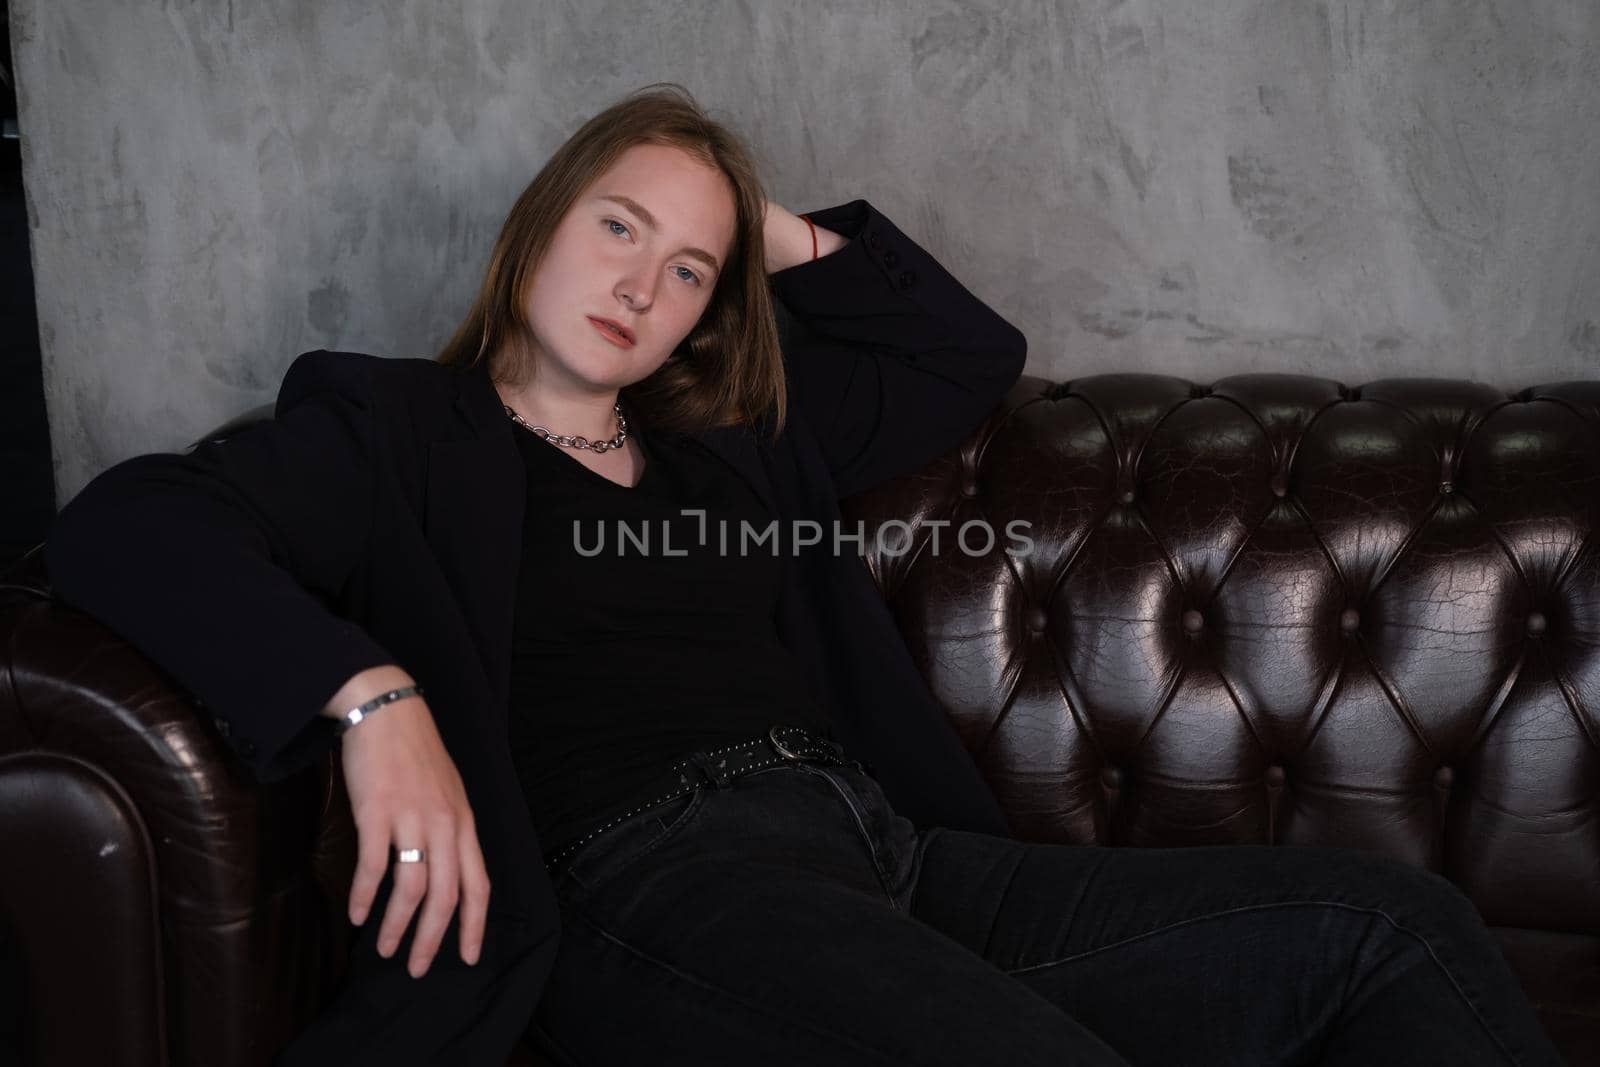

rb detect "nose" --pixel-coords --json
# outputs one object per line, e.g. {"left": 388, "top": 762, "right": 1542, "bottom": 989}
{"left": 615, "top": 266, "right": 656, "bottom": 313}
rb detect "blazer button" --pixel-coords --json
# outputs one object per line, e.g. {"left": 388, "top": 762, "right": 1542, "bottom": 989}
{"left": 897, "top": 270, "right": 917, "bottom": 290}
{"left": 867, "top": 231, "right": 883, "bottom": 251}
{"left": 213, "top": 717, "right": 231, "bottom": 738}
{"left": 883, "top": 250, "right": 899, "bottom": 267}
{"left": 241, "top": 739, "right": 257, "bottom": 758}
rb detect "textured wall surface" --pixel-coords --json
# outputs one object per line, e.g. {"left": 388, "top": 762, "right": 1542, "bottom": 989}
{"left": 13, "top": 0, "right": 1600, "bottom": 502}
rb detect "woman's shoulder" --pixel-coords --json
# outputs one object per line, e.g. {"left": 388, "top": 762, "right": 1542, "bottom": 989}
{"left": 277, "top": 349, "right": 466, "bottom": 412}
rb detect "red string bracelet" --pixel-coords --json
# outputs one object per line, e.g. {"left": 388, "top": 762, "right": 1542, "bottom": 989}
{"left": 798, "top": 213, "right": 818, "bottom": 261}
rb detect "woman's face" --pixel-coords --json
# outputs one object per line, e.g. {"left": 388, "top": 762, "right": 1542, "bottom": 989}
{"left": 521, "top": 142, "right": 738, "bottom": 394}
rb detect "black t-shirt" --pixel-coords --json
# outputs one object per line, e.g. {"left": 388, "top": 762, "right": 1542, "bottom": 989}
{"left": 505, "top": 416, "right": 832, "bottom": 855}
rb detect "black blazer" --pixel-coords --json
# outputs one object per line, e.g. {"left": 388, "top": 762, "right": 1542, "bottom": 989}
{"left": 47, "top": 198, "right": 1027, "bottom": 1064}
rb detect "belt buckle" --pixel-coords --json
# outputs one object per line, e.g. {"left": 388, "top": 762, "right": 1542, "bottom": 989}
{"left": 768, "top": 725, "right": 807, "bottom": 761}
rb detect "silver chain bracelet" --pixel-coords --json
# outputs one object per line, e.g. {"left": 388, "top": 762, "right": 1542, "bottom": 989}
{"left": 336, "top": 685, "right": 425, "bottom": 735}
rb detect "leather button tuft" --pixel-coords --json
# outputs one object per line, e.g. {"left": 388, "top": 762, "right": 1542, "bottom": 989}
{"left": 962, "top": 479, "right": 980, "bottom": 498}
{"left": 1265, "top": 765, "right": 1286, "bottom": 786}
{"left": 1182, "top": 609, "right": 1204, "bottom": 634}
{"left": 1433, "top": 766, "right": 1453, "bottom": 788}
{"left": 1340, "top": 608, "right": 1360, "bottom": 633}
{"left": 883, "top": 250, "right": 899, "bottom": 268}
{"left": 1101, "top": 767, "right": 1122, "bottom": 789}
{"left": 1027, "top": 607, "right": 1049, "bottom": 634}
{"left": 1270, "top": 474, "right": 1288, "bottom": 498}
{"left": 1119, "top": 488, "right": 1135, "bottom": 505}
{"left": 1189, "top": 383, "right": 1211, "bottom": 399}
{"left": 1526, "top": 611, "right": 1547, "bottom": 636}
{"left": 1439, "top": 480, "right": 1454, "bottom": 495}
{"left": 897, "top": 270, "right": 917, "bottom": 290}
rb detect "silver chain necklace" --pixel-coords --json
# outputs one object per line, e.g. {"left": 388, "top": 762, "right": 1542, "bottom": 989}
{"left": 502, "top": 401, "right": 629, "bottom": 453}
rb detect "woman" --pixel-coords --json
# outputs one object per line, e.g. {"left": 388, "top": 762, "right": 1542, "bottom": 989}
{"left": 46, "top": 86, "right": 1561, "bottom": 1066}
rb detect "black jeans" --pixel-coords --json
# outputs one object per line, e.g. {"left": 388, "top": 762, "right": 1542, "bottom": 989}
{"left": 529, "top": 752, "right": 1564, "bottom": 1066}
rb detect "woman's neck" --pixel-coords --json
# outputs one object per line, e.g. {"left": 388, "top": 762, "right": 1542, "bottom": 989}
{"left": 496, "top": 381, "right": 623, "bottom": 443}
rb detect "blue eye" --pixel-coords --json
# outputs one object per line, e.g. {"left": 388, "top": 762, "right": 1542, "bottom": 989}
{"left": 603, "top": 217, "right": 700, "bottom": 286}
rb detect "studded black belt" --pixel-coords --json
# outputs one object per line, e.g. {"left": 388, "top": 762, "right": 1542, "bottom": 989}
{"left": 542, "top": 724, "right": 869, "bottom": 874}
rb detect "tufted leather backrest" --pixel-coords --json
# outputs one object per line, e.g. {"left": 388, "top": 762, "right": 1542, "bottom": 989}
{"left": 841, "top": 373, "right": 1600, "bottom": 936}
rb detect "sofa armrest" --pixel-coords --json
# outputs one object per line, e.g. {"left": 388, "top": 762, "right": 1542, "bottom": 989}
{"left": 0, "top": 561, "right": 351, "bottom": 1065}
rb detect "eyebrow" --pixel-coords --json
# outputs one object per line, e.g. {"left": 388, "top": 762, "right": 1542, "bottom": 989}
{"left": 597, "top": 194, "right": 722, "bottom": 275}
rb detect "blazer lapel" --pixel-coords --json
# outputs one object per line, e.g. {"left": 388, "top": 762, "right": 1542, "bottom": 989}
{"left": 691, "top": 421, "right": 779, "bottom": 518}
{"left": 423, "top": 365, "right": 524, "bottom": 709}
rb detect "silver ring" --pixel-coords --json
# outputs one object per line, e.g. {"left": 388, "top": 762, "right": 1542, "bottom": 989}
{"left": 395, "top": 847, "right": 426, "bottom": 864}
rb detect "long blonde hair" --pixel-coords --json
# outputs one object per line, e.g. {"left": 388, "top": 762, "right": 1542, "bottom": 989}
{"left": 435, "top": 83, "right": 786, "bottom": 439}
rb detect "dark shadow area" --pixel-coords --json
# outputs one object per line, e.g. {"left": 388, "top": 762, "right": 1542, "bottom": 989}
{"left": 1, "top": 0, "right": 54, "bottom": 573}
{"left": 1, "top": 9, "right": 38, "bottom": 1065}
{"left": 0, "top": 906, "right": 20, "bottom": 1067}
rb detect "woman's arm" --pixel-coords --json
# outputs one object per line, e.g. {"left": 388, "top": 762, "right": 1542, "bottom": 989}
{"left": 764, "top": 198, "right": 1028, "bottom": 500}
{"left": 47, "top": 349, "right": 492, "bottom": 976}
{"left": 763, "top": 199, "right": 848, "bottom": 271}
{"left": 47, "top": 349, "right": 396, "bottom": 781}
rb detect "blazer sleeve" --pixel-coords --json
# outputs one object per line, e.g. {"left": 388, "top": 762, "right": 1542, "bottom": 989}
{"left": 768, "top": 198, "right": 1027, "bottom": 500}
{"left": 46, "top": 349, "right": 399, "bottom": 782}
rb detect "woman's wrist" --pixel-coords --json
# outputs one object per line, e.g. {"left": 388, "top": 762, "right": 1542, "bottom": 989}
{"left": 764, "top": 200, "right": 846, "bottom": 273}
{"left": 321, "top": 664, "right": 418, "bottom": 721}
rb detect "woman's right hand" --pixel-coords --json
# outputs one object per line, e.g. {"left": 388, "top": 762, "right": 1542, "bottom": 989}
{"left": 325, "top": 666, "right": 490, "bottom": 978}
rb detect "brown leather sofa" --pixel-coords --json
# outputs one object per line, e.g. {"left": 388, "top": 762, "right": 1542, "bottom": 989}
{"left": 2, "top": 371, "right": 1595, "bottom": 1065}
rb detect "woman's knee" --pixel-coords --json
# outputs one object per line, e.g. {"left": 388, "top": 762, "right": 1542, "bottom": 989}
{"left": 1323, "top": 848, "right": 1486, "bottom": 932}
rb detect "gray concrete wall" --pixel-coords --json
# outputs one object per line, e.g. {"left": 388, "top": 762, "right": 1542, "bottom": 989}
{"left": 13, "top": 0, "right": 1599, "bottom": 503}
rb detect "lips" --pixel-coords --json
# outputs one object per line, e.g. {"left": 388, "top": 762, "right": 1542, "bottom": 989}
{"left": 587, "top": 316, "right": 636, "bottom": 347}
